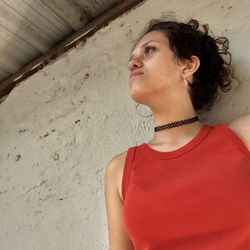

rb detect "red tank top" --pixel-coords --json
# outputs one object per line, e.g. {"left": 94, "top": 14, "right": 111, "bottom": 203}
{"left": 122, "top": 123, "right": 250, "bottom": 250}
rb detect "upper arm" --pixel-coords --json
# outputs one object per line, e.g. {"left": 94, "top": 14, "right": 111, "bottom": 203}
{"left": 227, "top": 114, "right": 250, "bottom": 151}
{"left": 104, "top": 152, "right": 134, "bottom": 250}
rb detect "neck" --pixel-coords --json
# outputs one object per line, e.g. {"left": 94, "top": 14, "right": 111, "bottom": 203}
{"left": 144, "top": 83, "right": 204, "bottom": 146}
{"left": 149, "top": 108, "right": 203, "bottom": 146}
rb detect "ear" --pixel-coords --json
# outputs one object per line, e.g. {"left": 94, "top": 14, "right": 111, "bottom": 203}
{"left": 182, "top": 55, "right": 200, "bottom": 81}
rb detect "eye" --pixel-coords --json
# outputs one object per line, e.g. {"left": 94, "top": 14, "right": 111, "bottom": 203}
{"left": 145, "top": 46, "right": 155, "bottom": 54}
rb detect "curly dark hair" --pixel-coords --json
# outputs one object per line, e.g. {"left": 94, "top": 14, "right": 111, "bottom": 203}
{"left": 135, "top": 19, "right": 233, "bottom": 113}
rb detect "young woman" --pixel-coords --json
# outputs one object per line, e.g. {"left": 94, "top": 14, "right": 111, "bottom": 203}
{"left": 104, "top": 19, "right": 250, "bottom": 250}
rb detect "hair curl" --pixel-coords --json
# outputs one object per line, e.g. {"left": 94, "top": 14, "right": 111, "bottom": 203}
{"left": 136, "top": 19, "right": 233, "bottom": 112}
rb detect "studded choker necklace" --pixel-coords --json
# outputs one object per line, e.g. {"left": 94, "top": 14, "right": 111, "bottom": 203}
{"left": 154, "top": 116, "right": 199, "bottom": 132}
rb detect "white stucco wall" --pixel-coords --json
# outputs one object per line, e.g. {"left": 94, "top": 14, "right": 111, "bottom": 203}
{"left": 0, "top": 0, "right": 250, "bottom": 249}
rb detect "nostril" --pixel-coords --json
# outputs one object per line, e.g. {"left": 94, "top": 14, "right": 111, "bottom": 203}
{"left": 129, "top": 64, "right": 137, "bottom": 72}
{"left": 132, "top": 64, "right": 138, "bottom": 70}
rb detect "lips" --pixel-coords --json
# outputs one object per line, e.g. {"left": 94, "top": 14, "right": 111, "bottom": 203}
{"left": 130, "top": 69, "right": 144, "bottom": 78}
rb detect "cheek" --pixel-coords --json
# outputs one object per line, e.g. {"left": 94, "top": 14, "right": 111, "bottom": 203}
{"left": 150, "top": 60, "right": 180, "bottom": 86}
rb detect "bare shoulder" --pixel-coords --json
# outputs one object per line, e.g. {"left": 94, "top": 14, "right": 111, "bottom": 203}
{"left": 227, "top": 114, "right": 250, "bottom": 151}
{"left": 104, "top": 150, "right": 135, "bottom": 249}
{"left": 105, "top": 150, "right": 128, "bottom": 202}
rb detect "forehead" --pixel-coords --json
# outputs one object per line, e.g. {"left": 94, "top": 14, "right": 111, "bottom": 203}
{"left": 131, "top": 30, "right": 169, "bottom": 52}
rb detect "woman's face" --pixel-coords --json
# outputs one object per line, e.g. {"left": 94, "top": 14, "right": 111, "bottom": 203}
{"left": 128, "top": 30, "right": 185, "bottom": 105}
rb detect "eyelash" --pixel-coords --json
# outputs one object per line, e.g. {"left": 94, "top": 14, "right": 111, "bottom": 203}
{"left": 128, "top": 46, "right": 155, "bottom": 65}
{"left": 145, "top": 46, "right": 155, "bottom": 54}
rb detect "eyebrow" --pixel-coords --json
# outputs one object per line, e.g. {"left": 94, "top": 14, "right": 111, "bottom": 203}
{"left": 129, "top": 40, "right": 158, "bottom": 62}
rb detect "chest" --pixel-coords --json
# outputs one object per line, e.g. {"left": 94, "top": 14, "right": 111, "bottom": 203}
{"left": 124, "top": 152, "right": 250, "bottom": 237}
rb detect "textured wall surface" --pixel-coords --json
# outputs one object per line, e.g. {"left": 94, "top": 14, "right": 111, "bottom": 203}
{"left": 0, "top": 0, "right": 250, "bottom": 249}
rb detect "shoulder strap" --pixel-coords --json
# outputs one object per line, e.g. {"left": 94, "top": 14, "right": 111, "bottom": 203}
{"left": 122, "top": 146, "right": 136, "bottom": 201}
{"left": 214, "top": 123, "right": 250, "bottom": 156}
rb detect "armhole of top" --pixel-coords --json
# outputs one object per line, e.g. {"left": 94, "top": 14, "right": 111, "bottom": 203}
{"left": 122, "top": 146, "right": 136, "bottom": 201}
{"left": 214, "top": 123, "right": 250, "bottom": 156}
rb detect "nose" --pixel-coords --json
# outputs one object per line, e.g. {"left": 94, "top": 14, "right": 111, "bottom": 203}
{"left": 128, "top": 58, "right": 142, "bottom": 71}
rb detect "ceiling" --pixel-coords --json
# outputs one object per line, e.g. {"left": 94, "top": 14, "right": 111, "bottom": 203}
{"left": 0, "top": 0, "right": 144, "bottom": 101}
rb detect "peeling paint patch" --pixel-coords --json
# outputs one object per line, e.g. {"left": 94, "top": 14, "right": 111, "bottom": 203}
{"left": 18, "top": 129, "right": 27, "bottom": 133}
{"left": 80, "top": 96, "right": 87, "bottom": 103}
{"left": 84, "top": 73, "right": 89, "bottom": 80}
{"left": 125, "top": 28, "right": 133, "bottom": 36}
{"left": 42, "top": 132, "right": 49, "bottom": 138}
{"left": 52, "top": 152, "right": 60, "bottom": 161}
{"left": 15, "top": 154, "right": 21, "bottom": 161}
{"left": 38, "top": 129, "right": 56, "bottom": 139}
{"left": 99, "top": 24, "right": 111, "bottom": 34}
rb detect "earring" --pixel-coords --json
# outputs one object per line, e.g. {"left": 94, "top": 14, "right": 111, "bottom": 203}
{"left": 183, "top": 77, "right": 188, "bottom": 88}
{"left": 135, "top": 103, "right": 153, "bottom": 118}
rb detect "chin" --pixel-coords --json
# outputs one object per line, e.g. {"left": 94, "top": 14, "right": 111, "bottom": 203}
{"left": 130, "top": 92, "right": 149, "bottom": 106}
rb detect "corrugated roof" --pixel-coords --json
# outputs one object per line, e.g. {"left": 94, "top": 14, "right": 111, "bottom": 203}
{"left": 0, "top": 0, "right": 144, "bottom": 100}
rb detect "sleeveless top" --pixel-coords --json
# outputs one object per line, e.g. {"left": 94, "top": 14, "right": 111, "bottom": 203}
{"left": 122, "top": 123, "right": 250, "bottom": 250}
